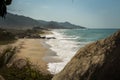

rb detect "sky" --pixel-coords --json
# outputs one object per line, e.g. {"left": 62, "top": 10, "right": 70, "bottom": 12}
{"left": 8, "top": 0, "right": 120, "bottom": 28}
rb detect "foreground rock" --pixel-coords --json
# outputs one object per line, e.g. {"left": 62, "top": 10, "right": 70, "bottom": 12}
{"left": 13, "top": 59, "right": 27, "bottom": 69}
{"left": 53, "top": 30, "right": 120, "bottom": 80}
{"left": 0, "top": 75, "right": 5, "bottom": 80}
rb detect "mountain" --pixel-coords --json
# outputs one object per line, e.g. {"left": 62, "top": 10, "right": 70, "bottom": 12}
{"left": 37, "top": 20, "right": 48, "bottom": 26}
{"left": 59, "top": 21, "right": 85, "bottom": 29}
{"left": 38, "top": 20, "right": 85, "bottom": 29}
{"left": 0, "top": 13, "right": 40, "bottom": 29}
{"left": 53, "top": 30, "right": 120, "bottom": 80}
{"left": 0, "top": 13, "right": 86, "bottom": 29}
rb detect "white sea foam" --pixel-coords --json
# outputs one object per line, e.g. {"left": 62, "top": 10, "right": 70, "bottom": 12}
{"left": 45, "top": 30, "right": 89, "bottom": 74}
{"left": 44, "top": 29, "right": 118, "bottom": 74}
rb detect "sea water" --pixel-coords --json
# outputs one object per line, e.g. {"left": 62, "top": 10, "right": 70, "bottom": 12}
{"left": 46, "top": 29, "right": 119, "bottom": 74}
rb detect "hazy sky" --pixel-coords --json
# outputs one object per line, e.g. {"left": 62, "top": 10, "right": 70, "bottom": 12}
{"left": 8, "top": 0, "right": 120, "bottom": 28}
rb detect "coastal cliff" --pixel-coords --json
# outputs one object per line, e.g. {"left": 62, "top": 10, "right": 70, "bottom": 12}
{"left": 52, "top": 30, "right": 120, "bottom": 80}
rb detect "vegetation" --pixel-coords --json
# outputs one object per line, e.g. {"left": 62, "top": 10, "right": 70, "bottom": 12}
{"left": 0, "top": 28, "right": 16, "bottom": 45}
{"left": 0, "top": 46, "right": 53, "bottom": 80}
{"left": 0, "top": 27, "right": 47, "bottom": 44}
{"left": 0, "top": 0, "right": 12, "bottom": 17}
{"left": 14, "top": 28, "right": 45, "bottom": 38}
{"left": 0, "top": 61, "right": 53, "bottom": 80}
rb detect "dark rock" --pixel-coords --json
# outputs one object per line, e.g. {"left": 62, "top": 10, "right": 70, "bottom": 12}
{"left": 53, "top": 30, "right": 120, "bottom": 80}
{"left": 40, "top": 36, "right": 46, "bottom": 39}
{"left": 0, "top": 75, "right": 5, "bottom": 80}
{"left": 46, "top": 37, "right": 56, "bottom": 39}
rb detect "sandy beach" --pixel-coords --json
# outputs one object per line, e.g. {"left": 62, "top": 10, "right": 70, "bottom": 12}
{"left": 11, "top": 39, "right": 61, "bottom": 74}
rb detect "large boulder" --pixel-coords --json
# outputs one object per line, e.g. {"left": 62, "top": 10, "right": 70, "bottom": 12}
{"left": 53, "top": 30, "right": 120, "bottom": 80}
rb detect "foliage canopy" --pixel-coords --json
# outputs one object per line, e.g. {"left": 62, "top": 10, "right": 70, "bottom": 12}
{"left": 0, "top": 0, "right": 12, "bottom": 17}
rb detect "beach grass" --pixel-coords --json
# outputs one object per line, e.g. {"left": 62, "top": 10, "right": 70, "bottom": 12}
{"left": 0, "top": 46, "right": 53, "bottom": 80}
{"left": 0, "top": 60, "right": 53, "bottom": 80}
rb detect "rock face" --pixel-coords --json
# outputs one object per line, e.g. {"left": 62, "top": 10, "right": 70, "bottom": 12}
{"left": 53, "top": 30, "right": 120, "bottom": 80}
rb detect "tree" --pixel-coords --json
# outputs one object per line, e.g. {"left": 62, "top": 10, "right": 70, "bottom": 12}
{"left": 0, "top": 0, "right": 12, "bottom": 17}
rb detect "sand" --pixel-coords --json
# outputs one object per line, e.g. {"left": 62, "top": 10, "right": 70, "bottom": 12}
{"left": 11, "top": 39, "right": 61, "bottom": 74}
{"left": 0, "top": 38, "right": 61, "bottom": 74}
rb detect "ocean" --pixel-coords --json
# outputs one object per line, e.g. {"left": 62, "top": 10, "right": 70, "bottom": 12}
{"left": 45, "top": 29, "right": 119, "bottom": 74}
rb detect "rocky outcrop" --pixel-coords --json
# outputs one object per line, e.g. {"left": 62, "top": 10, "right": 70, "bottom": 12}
{"left": 53, "top": 30, "right": 120, "bottom": 80}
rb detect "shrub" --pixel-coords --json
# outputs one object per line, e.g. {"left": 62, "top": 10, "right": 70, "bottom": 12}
{"left": 0, "top": 60, "right": 53, "bottom": 80}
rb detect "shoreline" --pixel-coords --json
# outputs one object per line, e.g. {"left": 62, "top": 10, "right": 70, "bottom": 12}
{"left": 42, "top": 40, "right": 62, "bottom": 63}
{"left": 11, "top": 38, "right": 61, "bottom": 74}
